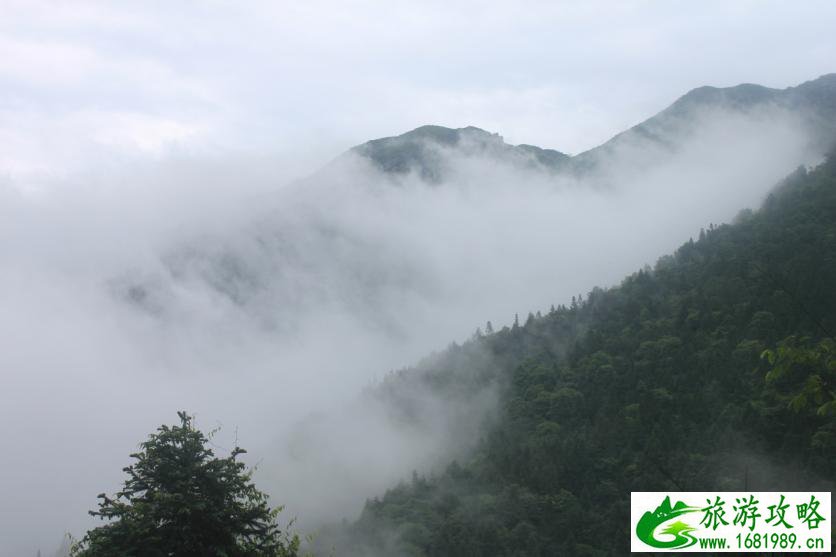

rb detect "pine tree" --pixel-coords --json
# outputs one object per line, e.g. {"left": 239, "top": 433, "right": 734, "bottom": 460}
{"left": 72, "top": 412, "right": 299, "bottom": 557}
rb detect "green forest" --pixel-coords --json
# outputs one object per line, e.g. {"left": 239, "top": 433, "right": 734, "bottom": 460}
{"left": 315, "top": 156, "right": 836, "bottom": 555}
{"left": 10, "top": 6, "right": 836, "bottom": 556}
{"left": 70, "top": 153, "right": 836, "bottom": 557}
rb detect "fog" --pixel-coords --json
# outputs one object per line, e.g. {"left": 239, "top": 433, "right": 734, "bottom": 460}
{"left": 0, "top": 103, "right": 824, "bottom": 555}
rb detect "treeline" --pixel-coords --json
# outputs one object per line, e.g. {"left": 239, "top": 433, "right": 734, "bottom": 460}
{"left": 318, "top": 156, "right": 836, "bottom": 555}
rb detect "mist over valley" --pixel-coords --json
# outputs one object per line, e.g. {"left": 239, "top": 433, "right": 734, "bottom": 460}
{"left": 1, "top": 4, "right": 835, "bottom": 555}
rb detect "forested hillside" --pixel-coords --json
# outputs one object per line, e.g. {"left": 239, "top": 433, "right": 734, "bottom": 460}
{"left": 318, "top": 155, "right": 836, "bottom": 556}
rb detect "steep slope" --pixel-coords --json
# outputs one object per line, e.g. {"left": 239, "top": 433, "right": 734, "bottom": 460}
{"left": 317, "top": 154, "right": 836, "bottom": 555}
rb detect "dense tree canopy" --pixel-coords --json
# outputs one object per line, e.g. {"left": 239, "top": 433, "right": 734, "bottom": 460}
{"left": 319, "top": 156, "right": 836, "bottom": 555}
{"left": 73, "top": 412, "right": 299, "bottom": 557}
{"left": 72, "top": 154, "right": 836, "bottom": 556}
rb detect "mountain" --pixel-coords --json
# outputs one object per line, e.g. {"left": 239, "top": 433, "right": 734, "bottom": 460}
{"left": 120, "top": 74, "right": 836, "bottom": 325}
{"left": 93, "top": 73, "right": 836, "bottom": 555}
{"left": 348, "top": 125, "right": 571, "bottom": 183}
{"left": 315, "top": 154, "right": 836, "bottom": 555}
{"left": 572, "top": 73, "right": 836, "bottom": 174}
{"left": 346, "top": 74, "right": 836, "bottom": 182}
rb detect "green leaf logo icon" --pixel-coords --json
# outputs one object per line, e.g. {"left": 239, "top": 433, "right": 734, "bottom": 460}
{"left": 636, "top": 496, "right": 700, "bottom": 549}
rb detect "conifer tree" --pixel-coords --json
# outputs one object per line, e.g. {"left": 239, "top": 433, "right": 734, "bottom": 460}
{"left": 72, "top": 412, "right": 299, "bottom": 557}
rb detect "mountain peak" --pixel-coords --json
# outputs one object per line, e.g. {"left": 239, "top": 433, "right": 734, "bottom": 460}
{"left": 569, "top": 73, "right": 836, "bottom": 173}
{"left": 343, "top": 74, "right": 836, "bottom": 184}
{"left": 360, "top": 125, "right": 502, "bottom": 151}
{"left": 349, "top": 125, "right": 568, "bottom": 182}
{"left": 398, "top": 125, "right": 496, "bottom": 143}
{"left": 674, "top": 82, "right": 777, "bottom": 110}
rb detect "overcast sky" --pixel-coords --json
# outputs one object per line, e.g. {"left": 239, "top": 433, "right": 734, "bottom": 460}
{"left": 2, "top": 0, "right": 835, "bottom": 185}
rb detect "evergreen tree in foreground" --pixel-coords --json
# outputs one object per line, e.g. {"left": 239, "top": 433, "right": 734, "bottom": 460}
{"left": 72, "top": 412, "right": 299, "bottom": 557}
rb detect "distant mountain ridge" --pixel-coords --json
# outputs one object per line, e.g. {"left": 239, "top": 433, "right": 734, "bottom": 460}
{"left": 572, "top": 73, "right": 836, "bottom": 172}
{"left": 317, "top": 126, "right": 836, "bottom": 557}
{"left": 349, "top": 125, "right": 571, "bottom": 182}
{"left": 122, "top": 73, "right": 836, "bottom": 327}
{"left": 124, "top": 73, "right": 836, "bottom": 333}
{"left": 346, "top": 73, "right": 836, "bottom": 182}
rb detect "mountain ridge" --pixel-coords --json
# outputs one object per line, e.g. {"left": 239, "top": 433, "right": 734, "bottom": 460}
{"left": 343, "top": 73, "right": 836, "bottom": 182}
{"left": 317, "top": 143, "right": 836, "bottom": 557}
{"left": 348, "top": 124, "right": 571, "bottom": 182}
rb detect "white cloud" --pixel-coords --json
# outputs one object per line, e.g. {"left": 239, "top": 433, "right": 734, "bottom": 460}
{"left": 81, "top": 110, "right": 202, "bottom": 152}
{"left": 0, "top": 36, "right": 99, "bottom": 85}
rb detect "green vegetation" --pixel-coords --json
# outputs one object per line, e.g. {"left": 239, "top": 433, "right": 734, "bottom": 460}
{"left": 72, "top": 412, "right": 299, "bottom": 557}
{"left": 70, "top": 153, "right": 836, "bottom": 556}
{"left": 324, "top": 156, "right": 836, "bottom": 555}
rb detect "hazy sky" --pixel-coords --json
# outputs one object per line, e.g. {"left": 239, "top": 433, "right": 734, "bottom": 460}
{"left": 2, "top": 0, "right": 835, "bottom": 184}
